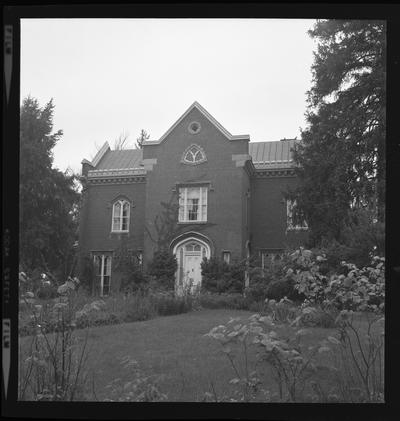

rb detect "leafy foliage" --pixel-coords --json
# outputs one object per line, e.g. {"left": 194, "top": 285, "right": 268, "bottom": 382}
{"left": 19, "top": 272, "right": 96, "bottom": 401}
{"left": 291, "top": 20, "right": 386, "bottom": 244}
{"left": 147, "top": 250, "right": 177, "bottom": 290}
{"left": 287, "top": 248, "right": 385, "bottom": 313}
{"left": 113, "top": 238, "right": 147, "bottom": 294}
{"left": 201, "top": 257, "right": 245, "bottom": 293}
{"left": 20, "top": 96, "right": 80, "bottom": 276}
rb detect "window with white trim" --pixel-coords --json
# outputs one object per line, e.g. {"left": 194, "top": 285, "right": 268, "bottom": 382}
{"left": 286, "top": 199, "right": 308, "bottom": 230}
{"left": 94, "top": 254, "right": 112, "bottom": 296}
{"left": 112, "top": 199, "right": 130, "bottom": 232}
{"left": 222, "top": 251, "right": 231, "bottom": 264}
{"left": 178, "top": 186, "right": 208, "bottom": 222}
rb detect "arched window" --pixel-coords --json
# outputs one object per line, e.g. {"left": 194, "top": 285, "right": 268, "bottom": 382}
{"left": 182, "top": 144, "right": 207, "bottom": 165}
{"left": 112, "top": 199, "right": 130, "bottom": 232}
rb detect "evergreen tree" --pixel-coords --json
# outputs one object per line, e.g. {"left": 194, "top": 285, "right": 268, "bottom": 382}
{"left": 291, "top": 20, "right": 386, "bottom": 244}
{"left": 20, "top": 96, "right": 80, "bottom": 278}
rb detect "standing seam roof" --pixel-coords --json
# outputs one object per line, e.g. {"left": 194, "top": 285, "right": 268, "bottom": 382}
{"left": 95, "top": 149, "right": 143, "bottom": 170}
{"left": 93, "top": 140, "right": 296, "bottom": 171}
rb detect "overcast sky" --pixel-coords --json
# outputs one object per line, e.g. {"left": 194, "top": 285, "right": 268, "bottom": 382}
{"left": 21, "top": 19, "right": 317, "bottom": 173}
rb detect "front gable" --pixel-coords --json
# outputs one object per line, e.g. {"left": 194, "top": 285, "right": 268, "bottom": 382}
{"left": 143, "top": 101, "right": 249, "bottom": 146}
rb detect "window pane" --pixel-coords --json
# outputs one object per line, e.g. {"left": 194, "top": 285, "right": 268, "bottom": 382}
{"left": 104, "top": 256, "right": 111, "bottom": 275}
{"left": 114, "top": 202, "right": 121, "bottom": 217}
{"left": 103, "top": 276, "right": 110, "bottom": 295}
{"left": 187, "top": 187, "right": 200, "bottom": 199}
{"left": 188, "top": 198, "right": 199, "bottom": 220}
{"left": 121, "top": 216, "right": 128, "bottom": 231}
{"left": 178, "top": 189, "right": 185, "bottom": 221}
{"left": 95, "top": 256, "right": 102, "bottom": 275}
{"left": 122, "top": 202, "right": 129, "bottom": 217}
{"left": 112, "top": 218, "right": 120, "bottom": 231}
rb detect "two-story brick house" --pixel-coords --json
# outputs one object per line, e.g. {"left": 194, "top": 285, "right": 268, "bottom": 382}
{"left": 79, "top": 102, "right": 307, "bottom": 295}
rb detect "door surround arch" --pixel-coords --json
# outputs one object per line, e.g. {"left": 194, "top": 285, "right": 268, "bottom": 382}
{"left": 171, "top": 233, "right": 212, "bottom": 295}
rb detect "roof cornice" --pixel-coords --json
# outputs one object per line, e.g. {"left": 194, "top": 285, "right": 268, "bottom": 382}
{"left": 142, "top": 101, "right": 250, "bottom": 146}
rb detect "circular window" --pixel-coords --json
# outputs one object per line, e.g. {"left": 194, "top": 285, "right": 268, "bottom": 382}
{"left": 188, "top": 121, "right": 201, "bottom": 134}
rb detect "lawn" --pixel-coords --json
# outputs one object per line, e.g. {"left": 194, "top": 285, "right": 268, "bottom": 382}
{"left": 83, "top": 309, "right": 256, "bottom": 401}
{"left": 19, "top": 308, "right": 383, "bottom": 402}
{"left": 71, "top": 309, "right": 354, "bottom": 401}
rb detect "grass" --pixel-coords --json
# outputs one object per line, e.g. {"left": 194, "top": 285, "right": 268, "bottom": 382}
{"left": 82, "top": 309, "right": 254, "bottom": 401}
{"left": 19, "top": 309, "right": 382, "bottom": 402}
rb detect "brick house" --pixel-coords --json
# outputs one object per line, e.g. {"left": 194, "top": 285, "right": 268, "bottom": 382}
{"left": 79, "top": 102, "right": 308, "bottom": 296}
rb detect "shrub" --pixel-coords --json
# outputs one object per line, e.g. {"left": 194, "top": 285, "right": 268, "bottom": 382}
{"left": 120, "top": 266, "right": 148, "bottom": 295}
{"left": 287, "top": 248, "right": 385, "bottom": 313}
{"left": 198, "top": 292, "right": 249, "bottom": 310}
{"left": 265, "top": 278, "right": 302, "bottom": 302}
{"left": 150, "top": 292, "right": 193, "bottom": 316}
{"left": 18, "top": 273, "right": 97, "bottom": 401}
{"left": 147, "top": 250, "right": 177, "bottom": 290}
{"left": 245, "top": 268, "right": 271, "bottom": 303}
{"left": 201, "top": 257, "right": 245, "bottom": 294}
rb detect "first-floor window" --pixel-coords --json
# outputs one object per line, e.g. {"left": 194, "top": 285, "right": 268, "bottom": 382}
{"left": 286, "top": 199, "right": 308, "bottom": 230}
{"left": 94, "top": 254, "right": 112, "bottom": 296}
{"left": 222, "top": 251, "right": 231, "bottom": 264}
{"left": 178, "top": 186, "right": 208, "bottom": 222}
{"left": 260, "top": 251, "right": 283, "bottom": 272}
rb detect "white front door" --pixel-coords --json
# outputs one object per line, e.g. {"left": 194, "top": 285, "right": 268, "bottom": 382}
{"left": 174, "top": 239, "right": 210, "bottom": 295}
{"left": 184, "top": 253, "right": 202, "bottom": 293}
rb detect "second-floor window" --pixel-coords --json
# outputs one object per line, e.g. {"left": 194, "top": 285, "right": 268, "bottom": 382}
{"left": 112, "top": 199, "right": 130, "bottom": 232}
{"left": 178, "top": 186, "right": 208, "bottom": 222}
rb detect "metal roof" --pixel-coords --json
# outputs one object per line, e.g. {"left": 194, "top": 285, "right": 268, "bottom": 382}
{"left": 90, "top": 140, "right": 296, "bottom": 172}
{"left": 95, "top": 149, "right": 143, "bottom": 170}
{"left": 249, "top": 140, "right": 296, "bottom": 169}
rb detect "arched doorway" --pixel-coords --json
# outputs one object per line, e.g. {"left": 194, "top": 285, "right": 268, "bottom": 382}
{"left": 172, "top": 236, "right": 211, "bottom": 295}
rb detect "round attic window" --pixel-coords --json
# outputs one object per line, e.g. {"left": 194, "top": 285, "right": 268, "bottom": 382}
{"left": 188, "top": 121, "right": 201, "bottom": 134}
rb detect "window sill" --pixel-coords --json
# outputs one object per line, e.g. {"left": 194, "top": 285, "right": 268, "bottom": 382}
{"left": 111, "top": 230, "right": 129, "bottom": 234}
{"left": 177, "top": 221, "right": 208, "bottom": 225}
{"left": 286, "top": 227, "right": 309, "bottom": 231}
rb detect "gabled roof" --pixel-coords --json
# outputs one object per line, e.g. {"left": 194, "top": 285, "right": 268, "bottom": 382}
{"left": 249, "top": 139, "right": 296, "bottom": 169}
{"left": 142, "top": 101, "right": 250, "bottom": 145}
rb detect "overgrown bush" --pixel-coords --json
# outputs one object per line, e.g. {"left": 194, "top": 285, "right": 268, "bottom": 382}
{"left": 265, "top": 278, "right": 301, "bottom": 301}
{"left": 201, "top": 257, "right": 245, "bottom": 294}
{"left": 198, "top": 292, "right": 249, "bottom": 310}
{"left": 245, "top": 268, "right": 271, "bottom": 303}
{"left": 247, "top": 253, "right": 302, "bottom": 303}
{"left": 105, "top": 355, "right": 167, "bottom": 402}
{"left": 147, "top": 250, "right": 177, "bottom": 290}
{"left": 19, "top": 272, "right": 98, "bottom": 401}
{"left": 287, "top": 248, "right": 385, "bottom": 312}
{"left": 150, "top": 291, "right": 193, "bottom": 316}
{"left": 119, "top": 265, "right": 148, "bottom": 295}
